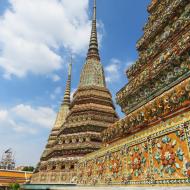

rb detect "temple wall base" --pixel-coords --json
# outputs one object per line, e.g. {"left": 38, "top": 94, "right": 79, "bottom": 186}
{"left": 31, "top": 171, "right": 77, "bottom": 184}
{"left": 76, "top": 110, "right": 190, "bottom": 187}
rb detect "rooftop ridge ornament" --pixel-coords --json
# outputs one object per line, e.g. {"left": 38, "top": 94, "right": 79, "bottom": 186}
{"left": 86, "top": 0, "right": 100, "bottom": 61}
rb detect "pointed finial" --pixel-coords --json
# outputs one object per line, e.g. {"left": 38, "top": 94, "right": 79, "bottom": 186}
{"left": 94, "top": 0, "right": 96, "bottom": 7}
{"left": 86, "top": 0, "right": 100, "bottom": 61}
{"left": 68, "top": 54, "right": 72, "bottom": 76}
{"left": 62, "top": 57, "right": 72, "bottom": 106}
{"left": 93, "top": 0, "right": 96, "bottom": 20}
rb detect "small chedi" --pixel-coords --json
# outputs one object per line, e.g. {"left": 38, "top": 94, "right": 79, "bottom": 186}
{"left": 31, "top": 0, "right": 190, "bottom": 187}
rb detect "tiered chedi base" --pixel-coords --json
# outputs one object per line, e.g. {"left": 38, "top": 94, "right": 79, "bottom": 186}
{"left": 40, "top": 85, "right": 118, "bottom": 161}
{"left": 32, "top": 85, "right": 118, "bottom": 184}
{"left": 40, "top": 104, "right": 70, "bottom": 159}
{"left": 58, "top": 86, "right": 118, "bottom": 152}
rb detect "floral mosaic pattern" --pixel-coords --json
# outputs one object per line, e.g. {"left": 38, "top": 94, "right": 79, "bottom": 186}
{"left": 153, "top": 131, "right": 190, "bottom": 179}
{"left": 109, "top": 153, "right": 122, "bottom": 178}
{"left": 96, "top": 159, "right": 105, "bottom": 177}
{"left": 77, "top": 119, "right": 190, "bottom": 186}
{"left": 126, "top": 143, "right": 149, "bottom": 181}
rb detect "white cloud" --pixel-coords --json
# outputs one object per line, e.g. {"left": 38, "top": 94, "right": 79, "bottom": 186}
{"left": 125, "top": 61, "right": 134, "bottom": 71}
{"left": 50, "top": 74, "right": 61, "bottom": 82}
{"left": 0, "top": 104, "right": 56, "bottom": 134}
{"left": 125, "top": 61, "right": 134, "bottom": 67}
{"left": 0, "top": 104, "right": 57, "bottom": 166}
{"left": 105, "top": 58, "right": 121, "bottom": 83}
{"left": 50, "top": 94, "right": 56, "bottom": 100}
{"left": 50, "top": 86, "right": 62, "bottom": 100}
{"left": 0, "top": 110, "right": 8, "bottom": 121}
{"left": 71, "top": 88, "right": 77, "bottom": 100}
{"left": 54, "top": 86, "right": 62, "bottom": 94}
{"left": 0, "top": 0, "right": 92, "bottom": 78}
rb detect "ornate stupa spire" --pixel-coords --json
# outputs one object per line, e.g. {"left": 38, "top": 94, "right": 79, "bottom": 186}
{"left": 80, "top": 0, "right": 105, "bottom": 87}
{"left": 62, "top": 58, "right": 72, "bottom": 106}
{"left": 86, "top": 0, "right": 100, "bottom": 61}
{"left": 49, "top": 57, "right": 73, "bottom": 128}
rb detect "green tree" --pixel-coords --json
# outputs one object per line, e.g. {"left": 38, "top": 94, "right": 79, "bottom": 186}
{"left": 22, "top": 166, "right": 34, "bottom": 172}
{"left": 9, "top": 183, "right": 20, "bottom": 190}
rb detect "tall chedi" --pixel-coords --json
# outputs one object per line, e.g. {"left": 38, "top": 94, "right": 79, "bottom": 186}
{"left": 39, "top": 62, "right": 72, "bottom": 161}
{"left": 33, "top": 61, "right": 72, "bottom": 176}
{"left": 31, "top": 0, "right": 118, "bottom": 184}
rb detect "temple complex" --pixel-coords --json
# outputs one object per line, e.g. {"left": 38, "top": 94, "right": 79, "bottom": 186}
{"left": 30, "top": 0, "right": 118, "bottom": 185}
{"left": 27, "top": 0, "right": 190, "bottom": 188}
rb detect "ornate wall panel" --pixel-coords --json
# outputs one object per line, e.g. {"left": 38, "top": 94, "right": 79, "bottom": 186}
{"left": 77, "top": 111, "right": 190, "bottom": 186}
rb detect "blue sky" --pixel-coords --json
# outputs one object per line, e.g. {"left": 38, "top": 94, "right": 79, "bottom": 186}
{"left": 0, "top": 0, "right": 150, "bottom": 166}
